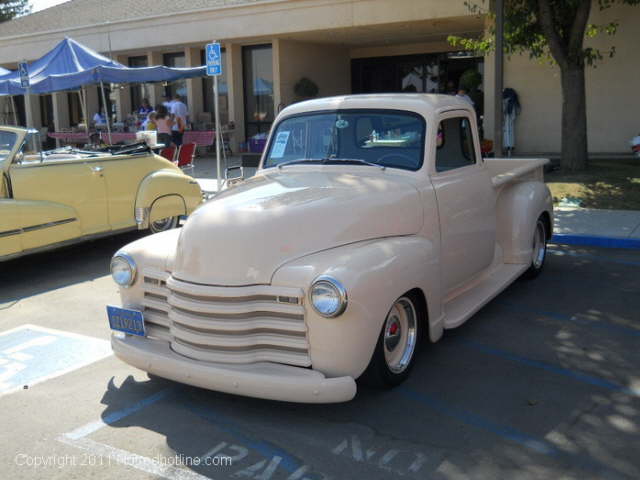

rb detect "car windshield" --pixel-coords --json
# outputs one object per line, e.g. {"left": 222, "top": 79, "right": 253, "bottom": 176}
{"left": 0, "top": 131, "right": 18, "bottom": 163}
{"left": 263, "top": 109, "right": 426, "bottom": 171}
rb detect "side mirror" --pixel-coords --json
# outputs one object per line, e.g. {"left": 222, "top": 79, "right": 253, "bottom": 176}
{"left": 224, "top": 165, "right": 245, "bottom": 188}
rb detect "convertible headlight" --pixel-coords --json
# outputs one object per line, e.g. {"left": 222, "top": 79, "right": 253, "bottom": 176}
{"left": 110, "top": 252, "right": 137, "bottom": 288}
{"left": 310, "top": 276, "right": 347, "bottom": 318}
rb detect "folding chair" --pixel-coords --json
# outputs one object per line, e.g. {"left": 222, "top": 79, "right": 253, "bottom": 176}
{"left": 176, "top": 142, "right": 196, "bottom": 173}
{"left": 159, "top": 146, "right": 177, "bottom": 162}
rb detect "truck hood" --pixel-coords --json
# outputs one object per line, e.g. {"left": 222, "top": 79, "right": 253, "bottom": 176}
{"left": 172, "top": 169, "right": 423, "bottom": 285}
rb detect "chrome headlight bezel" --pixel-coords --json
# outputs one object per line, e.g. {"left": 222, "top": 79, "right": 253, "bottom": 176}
{"left": 309, "top": 275, "right": 348, "bottom": 318}
{"left": 110, "top": 252, "right": 137, "bottom": 288}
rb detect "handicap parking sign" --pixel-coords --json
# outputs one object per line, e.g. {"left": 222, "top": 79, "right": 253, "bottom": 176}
{"left": 0, "top": 325, "right": 112, "bottom": 396}
{"left": 206, "top": 43, "right": 222, "bottom": 76}
{"left": 19, "top": 62, "right": 30, "bottom": 88}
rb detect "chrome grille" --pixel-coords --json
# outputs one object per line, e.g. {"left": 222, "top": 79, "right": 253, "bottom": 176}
{"left": 140, "top": 270, "right": 310, "bottom": 367}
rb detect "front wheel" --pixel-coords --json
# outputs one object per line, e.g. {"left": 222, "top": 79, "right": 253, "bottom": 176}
{"left": 524, "top": 217, "right": 547, "bottom": 279}
{"left": 149, "top": 216, "right": 179, "bottom": 234}
{"left": 361, "top": 292, "right": 422, "bottom": 387}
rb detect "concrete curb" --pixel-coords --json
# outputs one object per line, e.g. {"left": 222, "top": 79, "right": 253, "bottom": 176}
{"left": 551, "top": 234, "right": 640, "bottom": 250}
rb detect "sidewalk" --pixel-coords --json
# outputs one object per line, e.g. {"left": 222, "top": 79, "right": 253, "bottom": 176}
{"left": 552, "top": 207, "right": 640, "bottom": 249}
{"left": 190, "top": 155, "right": 640, "bottom": 249}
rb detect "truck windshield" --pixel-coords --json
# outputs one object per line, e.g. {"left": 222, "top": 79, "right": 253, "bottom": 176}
{"left": 263, "top": 109, "right": 425, "bottom": 171}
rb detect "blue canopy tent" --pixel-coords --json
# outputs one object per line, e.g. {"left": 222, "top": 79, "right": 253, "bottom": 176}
{"left": 0, "top": 67, "right": 11, "bottom": 76}
{"left": 0, "top": 38, "right": 206, "bottom": 95}
{"left": 0, "top": 38, "right": 206, "bottom": 141}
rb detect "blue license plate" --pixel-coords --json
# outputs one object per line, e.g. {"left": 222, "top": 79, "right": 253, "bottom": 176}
{"left": 107, "top": 306, "right": 145, "bottom": 336}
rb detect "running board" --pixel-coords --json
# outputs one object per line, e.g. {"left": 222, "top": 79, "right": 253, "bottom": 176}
{"left": 443, "top": 263, "right": 528, "bottom": 329}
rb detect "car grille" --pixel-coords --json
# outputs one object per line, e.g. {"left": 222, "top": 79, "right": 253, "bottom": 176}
{"left": 139, "top": 269, "right": 311, "bottom": 367}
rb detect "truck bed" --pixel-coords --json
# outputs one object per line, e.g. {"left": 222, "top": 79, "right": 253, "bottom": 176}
{"left": 485, "top": 158, "right": 549, "bottom": 188}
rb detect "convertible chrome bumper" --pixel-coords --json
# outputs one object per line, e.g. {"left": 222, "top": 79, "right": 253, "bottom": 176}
{"left": 111, "top": 334, "right": 357, "bottom": 403}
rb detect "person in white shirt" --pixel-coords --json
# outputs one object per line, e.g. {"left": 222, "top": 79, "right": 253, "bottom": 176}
{"left": 93, "top": 111, "right": 106, "bottom": 125}
{"left": 170, "top": 94, "right": 188, "bottom": 146}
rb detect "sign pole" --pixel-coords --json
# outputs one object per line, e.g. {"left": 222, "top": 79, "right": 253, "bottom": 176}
{"left": 214, "top": 72, "right": 222, "bottom": 192}
{"left": 10, "top": 96, "right": 18, "bottom": 126}
{"left": 206, "top": 41, "right": 223, "bottom": 193}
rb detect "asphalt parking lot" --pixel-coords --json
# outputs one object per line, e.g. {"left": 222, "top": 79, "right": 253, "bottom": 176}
{"left": 0, "top": 234, "right": 638, "bottom": 480}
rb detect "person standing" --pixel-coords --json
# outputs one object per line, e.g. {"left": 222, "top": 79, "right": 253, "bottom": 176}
{"left": 138, "top": 98, "right": 153, "bottom": 116}
{"left": 155, "top": 105, "right": 173, "bottom": 147}
{"left": 503, "top": 88, "right": 521, "bottom": 157}
{"left": 170, "top": 94, "right": 188, "bottom": 147}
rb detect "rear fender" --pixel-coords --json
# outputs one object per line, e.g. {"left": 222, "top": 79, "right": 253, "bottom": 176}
{"left": 496, "top": 181, "right": 553, "bottom": 264}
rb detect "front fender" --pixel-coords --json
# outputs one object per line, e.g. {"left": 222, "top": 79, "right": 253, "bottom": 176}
{"left": 271, "top": 235, "right": 441, "bottom": 379}
{"left": 135, "top": 169, "right": 202, "bottom": 227}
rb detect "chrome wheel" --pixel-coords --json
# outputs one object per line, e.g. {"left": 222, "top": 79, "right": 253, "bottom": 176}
{"left": 383, "top": 297, "right": 418, "bottom": 374}
{"left": 532, "top": 220, "right": 546, "bottom": 269}
{"left": 150, "top": 216, "right": 178, "bottom": 233}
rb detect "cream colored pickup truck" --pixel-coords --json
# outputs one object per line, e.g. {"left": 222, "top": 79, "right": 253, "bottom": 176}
{"left": 107, "top": 94, "right": 553, "bottom": 403}
{"left": 0, "top": 127, "right": 202, "bottom": 261}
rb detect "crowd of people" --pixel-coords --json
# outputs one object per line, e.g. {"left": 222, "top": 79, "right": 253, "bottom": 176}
{"left": 137, "top": 94, "right": 189, "bottom": 147}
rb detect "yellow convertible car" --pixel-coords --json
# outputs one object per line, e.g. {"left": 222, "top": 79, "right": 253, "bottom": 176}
{"left": 0, "top": 126, "right": 202, "bottom": 261}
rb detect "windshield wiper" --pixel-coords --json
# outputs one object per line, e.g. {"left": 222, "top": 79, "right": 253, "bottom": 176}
{"left": 277, "top": 157, "right": 385, "bottom": 170}
{"left": 276, "top": 158, "right": 326, "bottom": 169}
{"left": 325, "top": 157, "right": 386, "bottom": 170}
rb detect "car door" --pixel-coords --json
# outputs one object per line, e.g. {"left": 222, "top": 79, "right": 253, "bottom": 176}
{"left": 9, "top": 156, "right": 110, "bottom": 247}
{"left": 429, "top": 111, "right": 497, "bottom": 293}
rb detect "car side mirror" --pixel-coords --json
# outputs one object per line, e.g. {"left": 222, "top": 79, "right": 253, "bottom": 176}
{"left": 225, "top": 165, "right": 245, "bottom": 188}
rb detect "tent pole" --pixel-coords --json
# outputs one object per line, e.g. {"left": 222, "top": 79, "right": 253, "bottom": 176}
{"left": 10, "top": 96, "right": 18, "bottom": 126}
{"left": 78, "top": 88, "right": 90, "bottom": 140}
{"left": 100, "top": 81, "right": 112, "bottom": 144}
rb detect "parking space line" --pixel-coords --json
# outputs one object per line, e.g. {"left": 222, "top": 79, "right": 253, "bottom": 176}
{"left": 397, "top": 386, "right": 558, "bottom": 455}
{"left": 58, "top": 436, "right": 210, "bottom": 480}
{"left": 459, "top": 339, "right": 640, "bottom": 397}
{"left": 64, "top": 387, "right": 176, "bottom": 440}
{"left": 495, "top": 301, "right": 640, "bottom": 337}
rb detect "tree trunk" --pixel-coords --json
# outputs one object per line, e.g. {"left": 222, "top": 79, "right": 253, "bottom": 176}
{"left": 559, "top": 63, "right": 588, "bottom": 171}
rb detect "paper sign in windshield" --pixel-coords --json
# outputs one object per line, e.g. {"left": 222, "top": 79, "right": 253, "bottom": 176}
{"left": 271, "top": 131, "right": 290, "bottom": 158}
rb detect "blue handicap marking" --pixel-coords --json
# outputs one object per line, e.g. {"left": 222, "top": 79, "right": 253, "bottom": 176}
{"left": 0, "top": 325, "right": 112, "bottom": 396}
{"left": 206, "top": 43, "right": 222, "bottom": 76}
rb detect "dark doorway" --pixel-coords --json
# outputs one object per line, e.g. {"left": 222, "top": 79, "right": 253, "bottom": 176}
{"left": 351, "top": 52, "right": 484, "bottom": 114}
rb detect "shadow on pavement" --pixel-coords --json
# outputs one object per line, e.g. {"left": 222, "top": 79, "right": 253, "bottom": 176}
{"left": 0, "top": 230, "right": 146, "bottom": 305}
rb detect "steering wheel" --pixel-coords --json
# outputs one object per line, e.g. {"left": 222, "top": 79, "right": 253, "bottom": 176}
{"left": 376, "top": 152, "right": 415, "bottom": 166}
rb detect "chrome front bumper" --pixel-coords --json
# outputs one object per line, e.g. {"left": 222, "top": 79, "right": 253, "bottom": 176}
{"left": 111, "top": 334, "right": 357, "bottom": 403}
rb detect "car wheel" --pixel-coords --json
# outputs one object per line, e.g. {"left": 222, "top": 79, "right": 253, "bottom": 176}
{"left": 361, "top": 292, "right": 422, "bottom": 387}
{"left": 149, "top": 216, "right": 179, "bottom": 234}
{"left": 524, "top": 217, "right": 547, "bottom": 279}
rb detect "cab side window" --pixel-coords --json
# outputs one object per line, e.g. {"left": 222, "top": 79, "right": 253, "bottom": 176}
{"left": 435, "top": 117, "right": 477, "bottom": 172}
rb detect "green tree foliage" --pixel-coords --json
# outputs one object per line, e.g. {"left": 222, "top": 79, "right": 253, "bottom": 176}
{"left": 449, "top": 0, "right": 639, "bottom": 171}
{"left": 0, "top": 0, "right": 30, "bottom": 22}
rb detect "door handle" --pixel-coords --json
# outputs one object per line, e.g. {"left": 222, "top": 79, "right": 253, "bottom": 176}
{"left": 91, "top": 166, "right": 104, "bottom": 173}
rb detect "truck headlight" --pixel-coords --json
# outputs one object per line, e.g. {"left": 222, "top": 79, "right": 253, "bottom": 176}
{"left": 110, "top": 252, "right": 137, "bottom": 288}
{"left": 310, "top": 276, "right": 347, "bottom": 318}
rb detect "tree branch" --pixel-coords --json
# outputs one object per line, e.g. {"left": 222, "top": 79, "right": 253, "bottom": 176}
{"left": 568, "top": 0, "right": 592, "bottom": 63}
{"left": 536, "top": 0, "right": 568, "bottom": 67}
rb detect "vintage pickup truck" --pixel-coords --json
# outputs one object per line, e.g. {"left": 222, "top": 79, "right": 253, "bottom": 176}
{"left": 107, "top": 94, "right": 553, "bottom": 403}
{"left": 0, "top": 126, "right": 202, "bottom": 261}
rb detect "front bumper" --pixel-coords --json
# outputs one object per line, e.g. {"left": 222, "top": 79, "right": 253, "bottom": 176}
{"left": 112, "top": 335, "right": 357, "bottom": 403}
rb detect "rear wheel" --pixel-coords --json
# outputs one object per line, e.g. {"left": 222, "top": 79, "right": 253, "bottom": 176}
{"left": 149, "top": 216, "right": 179, "bottom": 234}
{"left": 524, "top": 217, "right": 547, "bottom": 278}
{"left": 361, "top": 292, "right": 422, "bottom": 387}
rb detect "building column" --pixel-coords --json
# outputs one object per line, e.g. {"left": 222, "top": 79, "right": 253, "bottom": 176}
{"left": 114, "top": 54, "right": 132, "bottom": 122}
{"left": 185, "top": 47, "right": 203, "bottom": 126}
{"left": 226, "top": 42, "right": 244, "bottom": 149}
{"left": 147, "top": 51, "right": 164, "bottom": 107}
{"left": 84, "top": 86, "right": 100, "bottom": 122}
{"left": 272, "top": 39, "right": 282, "bottom": 113}
{"left": 25, "top": 94, "right": 42, "bottom": 128}
{"left": 483, "top": 50, "right": 495, "bottom": 143}
{"left": 52, "top": 92, "right": 70, "bottom": 147}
